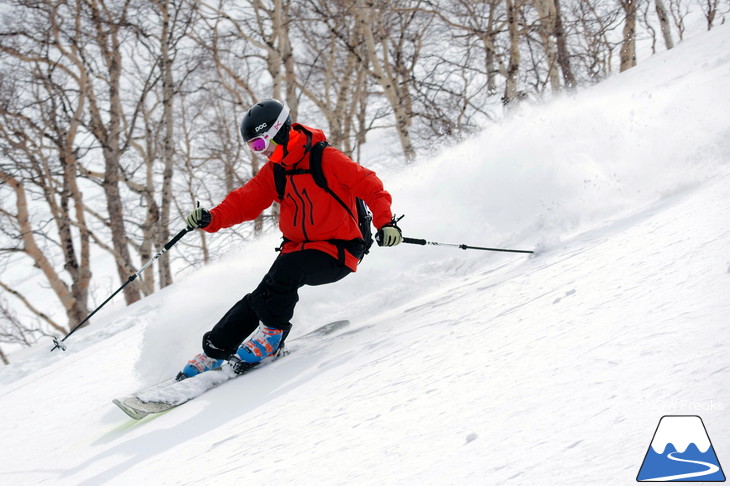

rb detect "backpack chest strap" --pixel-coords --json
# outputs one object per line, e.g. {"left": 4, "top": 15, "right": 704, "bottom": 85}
{"left": 282, "top": 168, "right": 311, "bottom": 177}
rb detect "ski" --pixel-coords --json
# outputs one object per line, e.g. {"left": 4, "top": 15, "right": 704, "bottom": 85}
{"left": 113, "top": 364, "right": 239, "bottom": 419}
{"left": 113, "top": 320, "right": 350, "bottom": 420}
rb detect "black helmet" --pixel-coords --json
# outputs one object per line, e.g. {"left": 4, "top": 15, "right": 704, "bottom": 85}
{"left": 240, "top": 99, "right": 292, "bottom": 148}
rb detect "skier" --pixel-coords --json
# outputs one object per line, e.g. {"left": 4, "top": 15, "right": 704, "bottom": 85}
{"left": 179, "top": 99, "right": 402, "bottom": 380}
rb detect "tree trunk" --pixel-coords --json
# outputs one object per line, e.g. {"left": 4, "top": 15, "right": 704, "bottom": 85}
{"left": 533, "top": 0, "right": 560, "bottom": 92}
{"left": 620, "top": 0, "right": 638, "bottom": 72}
{"left": 82, "top": 0, "right": 141, "bottom": 304}
{"left": 503, "top": 0, "right": 522, "bottom": 105}
{"left": 702, "top": 0, "right": 719, "bottom": 30}
{"left": 59, "top": 62, "right": 92, "bottom": 324}
{"left": 61, "top": 149, "right": 92, "bottom": 324}
{"left": 276, "top": 0, "right": 298, "bottom": 118}
{"left": 158, "top": 0, "right": 175, "bottom": 289}
{"left": 133, "top": 122, "right": 158, "bottom": 297}
{"left": 655, "top": 0, "right": 674, "bottom": 49}
{"left": 553, "top": 0, "right": 576, "bottom": 88}
{"left": 485, "top": 2, "right": 499, "bottom": 95}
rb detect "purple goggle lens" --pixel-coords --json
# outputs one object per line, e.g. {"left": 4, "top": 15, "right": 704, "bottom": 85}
{"left": 247, "top": 136, "right": 270, "bottom": 153}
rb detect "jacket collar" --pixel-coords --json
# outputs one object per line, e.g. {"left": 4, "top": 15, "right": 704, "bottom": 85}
{"left": 270, "top": 124, "right": 327, "bottom": 167}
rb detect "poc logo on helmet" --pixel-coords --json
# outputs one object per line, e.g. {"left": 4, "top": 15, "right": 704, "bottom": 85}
{"left": 255, "top": 123, "right": 267, "bottom": 132}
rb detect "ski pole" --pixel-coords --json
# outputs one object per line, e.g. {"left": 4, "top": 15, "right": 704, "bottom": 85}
{"left": 402, "top": 237, "right": 534, "bottom": 254}
{"left": 51, "top": 227, "right": 192, "bottom": 352}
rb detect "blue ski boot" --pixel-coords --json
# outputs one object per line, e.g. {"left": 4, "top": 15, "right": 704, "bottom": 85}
{"left": 177, "top": 352, "right": 224, "bottom": 381}
{"left": 237, "top": 325, "right": 285, "bottom": 363}
{"left": 230, "top": 324, "right": 288, "bottom": 374}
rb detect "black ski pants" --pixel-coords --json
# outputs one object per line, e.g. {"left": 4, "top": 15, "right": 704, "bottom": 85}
{"left": 202, "top": 249, "right": 351, "bottom": 359}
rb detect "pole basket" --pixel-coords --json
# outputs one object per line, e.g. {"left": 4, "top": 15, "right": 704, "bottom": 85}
{"left": 51, "top": 336, "right": 67, "bottom": 352}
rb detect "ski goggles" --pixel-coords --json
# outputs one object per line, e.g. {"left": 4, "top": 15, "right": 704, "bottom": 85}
{"left": 246, "top": 103, "right": 290, "bottom": 153}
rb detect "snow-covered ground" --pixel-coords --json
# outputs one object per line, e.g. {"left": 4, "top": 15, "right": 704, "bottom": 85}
{"left": 1, "top": 23, "right": 729, "bottom": 486}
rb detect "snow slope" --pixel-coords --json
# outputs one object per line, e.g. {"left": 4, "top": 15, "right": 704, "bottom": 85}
{"left": 1, "top": 23, "right": 729, "bottom": 486}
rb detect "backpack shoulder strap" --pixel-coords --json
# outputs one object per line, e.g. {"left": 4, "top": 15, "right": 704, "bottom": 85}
{"left": 308, "top": 141, "right": 330, "bottom": 188}
{"left": 273, "top": 163, "right": 286, "bottom": 201}
{"left": 309, "top": 141, "right": 356, "bottom": 221}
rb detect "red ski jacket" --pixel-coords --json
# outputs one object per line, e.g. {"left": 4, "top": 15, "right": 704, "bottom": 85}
{"left": 203, "top": 124, "right": 394, "bottom": 271}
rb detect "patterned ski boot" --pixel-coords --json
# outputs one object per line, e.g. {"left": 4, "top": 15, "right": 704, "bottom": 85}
{"left": 230, "top": 324, "right": 287, "bottom": 374}
{"left": 176, "top": 352, "right": 225, "bottom": 381}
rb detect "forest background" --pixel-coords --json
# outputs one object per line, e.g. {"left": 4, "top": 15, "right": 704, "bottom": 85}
{"left": 0, "top": 0, "right": 727, "bottom": 362}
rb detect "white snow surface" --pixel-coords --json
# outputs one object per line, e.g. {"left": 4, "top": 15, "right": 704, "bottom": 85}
{"left": 1, "top": 24, "right": 730, "bottom": 486}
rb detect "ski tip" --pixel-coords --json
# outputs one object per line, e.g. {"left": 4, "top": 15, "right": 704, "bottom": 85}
{"left": 308, "top": 319, "right": 351, "bottom": 337}
{"left": 112, "top": 398, "right": 150, "bottom": 420}
{"left": 299, "top": 320, "right": 347, "bottom": 339}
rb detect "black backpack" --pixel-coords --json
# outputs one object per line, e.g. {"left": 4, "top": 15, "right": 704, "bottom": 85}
{"left": 273, "top": 141, "right": 374, "bottom": 262}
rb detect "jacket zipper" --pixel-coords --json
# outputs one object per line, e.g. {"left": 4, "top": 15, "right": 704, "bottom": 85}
{"left": 302, "top": 188, "right": 315, "bottom": 225}
{"left": 286, "top": 193, "right": 298, "bottom": 228}
{"left": 289, "top": 177, "right": 310, "bottom": 242}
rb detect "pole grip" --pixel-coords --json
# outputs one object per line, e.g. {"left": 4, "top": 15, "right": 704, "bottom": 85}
{"left": 403, "top": 237, "right": 427, "bottom": 246}
{"left": 164, "top": 227, "right": 191, "bottom": 251}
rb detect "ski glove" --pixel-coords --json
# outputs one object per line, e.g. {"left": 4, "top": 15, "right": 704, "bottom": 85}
{"left": 186, "top": 206, "right": 211, "bottom": 229}
{"left": 376, "top": 221, "right": 402, "bottom": 247}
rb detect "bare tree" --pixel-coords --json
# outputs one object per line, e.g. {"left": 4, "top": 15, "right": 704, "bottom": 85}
{"left": 553, "top": 0, "right": 577, "bottom": 88}
{"left": 620, "top": 0, "right": 639, "bottom": 72}
{"left": 130, "top": 0, "right": 200, "bottom": 289}
{"left": 421, "top": 0, "right": 505, "bottom": 135}
{"left": 532, "top": 0, "right": 561, "bottom": 92}
{"left": 655, "top": 0, "right": 675, "bottom": 48}
{"left": 153, "top": 0, "right": 179, "bottom": 289}
{"left": 351, "top": 0, "right": 417, "bottom": 161}
{"left": 0, "top": 296, "right": 55, "bottom": 359}
{"left": 697, "top": 0, "right": 722, "bottom": 29}
{"left": 568, "top": 1, "right": 623, "bottom": 79}
{"left": 0, "top": 168, "right": 86, "bottom": 335}
{"left": 80, "top": 1, "right": 150, "bottom": 304}
{"left": 443, "top": 0, "right": 504, "bottom": 97}
{"left": 503, "top": 0, "right": 523, "bottom": 104}
{"left": 668, "top": 0, "right": 690, "bottom": 41}
{"left": 0, "top": 1, "right": 95, "bottom": 332}
{"left": 294, "top": 0, "right": 373, "bottom": 153}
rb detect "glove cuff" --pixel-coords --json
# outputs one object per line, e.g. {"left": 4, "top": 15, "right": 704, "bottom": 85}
{"left": 200, "top": 209, "right": 212, "bottom": 228}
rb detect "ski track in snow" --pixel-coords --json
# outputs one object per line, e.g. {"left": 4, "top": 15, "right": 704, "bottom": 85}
{"left": 1, "top": 22, "right": 729, "bottom": 486}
